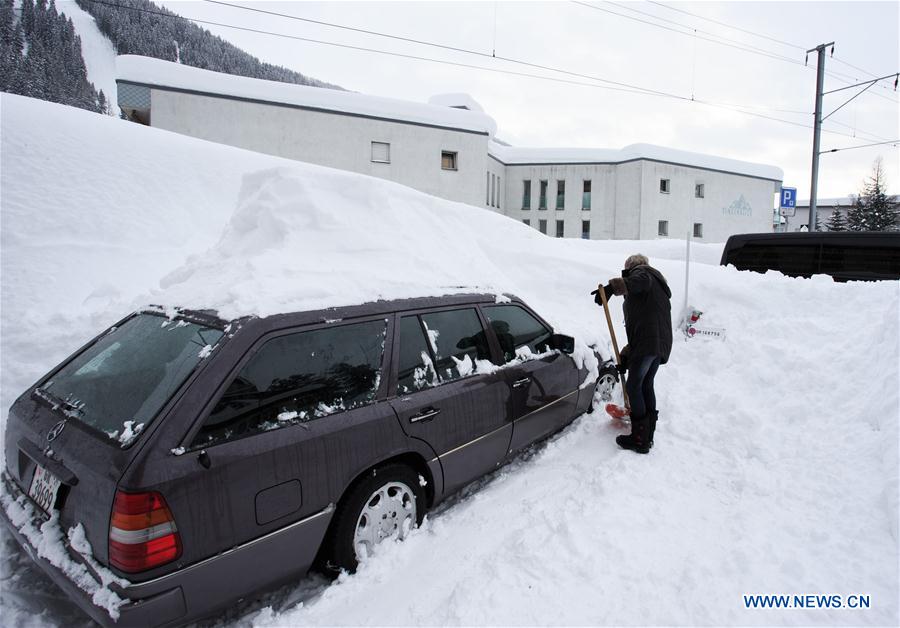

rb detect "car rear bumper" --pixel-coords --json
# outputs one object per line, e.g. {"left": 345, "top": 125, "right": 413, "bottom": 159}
{"left": 1, "top": 471, "right": 334, "bottom": 626}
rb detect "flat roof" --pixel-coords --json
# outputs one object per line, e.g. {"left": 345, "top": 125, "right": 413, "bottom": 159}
{"left": 116, "top": 55, "right": 497, "bottom": 136}
{"left": 489, "top": 141, "right": 783, "bottom": 182}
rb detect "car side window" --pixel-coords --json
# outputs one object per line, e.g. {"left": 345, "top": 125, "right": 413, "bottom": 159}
{"left": 419, "top": 309, "right": 490, "bottom": 382}
{"left": 396, "top": 316, "right": 438, "bottom": 395}
{"left": 483, "top": 305, "right": 552, "bottom": 363}
{"left": 193, "top": 320, "right": 386, "bottom": 446}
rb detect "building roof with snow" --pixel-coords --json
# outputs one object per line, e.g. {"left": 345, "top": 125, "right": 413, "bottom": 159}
{"left": 488, "top": 141, "right": 784, "bottom": 182}
{"left": 116, "top": 55, "right": 498, "bottom": 136}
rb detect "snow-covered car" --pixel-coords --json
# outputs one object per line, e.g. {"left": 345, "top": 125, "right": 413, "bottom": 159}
{"left": 1, "top": 294, "right": 615, "bottom": 626}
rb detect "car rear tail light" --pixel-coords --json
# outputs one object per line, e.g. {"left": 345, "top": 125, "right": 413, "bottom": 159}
{"left": 109, "top": 490, "right": 182, "bottom": 573}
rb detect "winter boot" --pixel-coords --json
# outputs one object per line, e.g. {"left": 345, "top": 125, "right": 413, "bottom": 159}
{"left": 616, "top": 416, "right": 650, "bottom": 454}
{"left": 646, "top": 411, "right": 658, "bottom": 449}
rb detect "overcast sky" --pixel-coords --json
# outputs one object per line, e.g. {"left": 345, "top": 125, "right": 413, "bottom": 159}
{"left": 157, "top": 0, "right": 899, "bottom": 200}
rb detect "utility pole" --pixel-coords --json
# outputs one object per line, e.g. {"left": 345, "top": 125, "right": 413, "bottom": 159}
{"left": 806, "top": 42, "right": 833, "bottom": 232}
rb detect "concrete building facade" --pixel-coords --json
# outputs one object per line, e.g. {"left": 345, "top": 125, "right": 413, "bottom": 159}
{"left": 117, "top": 55, "right": 783, "bottom": 243}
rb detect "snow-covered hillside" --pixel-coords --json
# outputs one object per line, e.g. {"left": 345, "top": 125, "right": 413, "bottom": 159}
{"left": 60, "top": 0, "right": 121, "bottom": 117}
{"left": 1, "top": 94, "right": 898, "bottom": 626}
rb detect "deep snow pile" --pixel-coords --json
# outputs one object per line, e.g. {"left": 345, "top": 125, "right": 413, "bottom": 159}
{"left": 1, "top": 94, "right": 898, "bottom": 626}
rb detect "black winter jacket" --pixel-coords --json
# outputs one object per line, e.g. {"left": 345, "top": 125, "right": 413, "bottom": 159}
{"left": 620, "top": 265, "right": 673, "bottom": 364}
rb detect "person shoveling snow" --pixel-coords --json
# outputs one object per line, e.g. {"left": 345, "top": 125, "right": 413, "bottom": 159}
{"left": 593, "top": 254, "right": 672, "bottom": 454}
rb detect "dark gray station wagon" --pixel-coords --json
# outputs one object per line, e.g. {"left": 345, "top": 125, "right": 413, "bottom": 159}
{"left": 2, "top": 294, "right": 612, "bottom": 626}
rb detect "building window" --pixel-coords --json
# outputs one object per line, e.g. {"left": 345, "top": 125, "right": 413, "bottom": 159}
{"left": 486, "top": 172, "right": 490, "bottom": 205}
{"left": 441, "top": 151, "right": 457, "bottom": 170}
{"left": 523, "top": 219, "right": 530, "bottom": 226}
{"left": 693, "top": 223, "right": 703, "bottom": 238}
{"left": 539, "top": 219, "right": 547, "bottom": 234}
{"left": 659, "top": 178, "right": 670, "bottom": 194}
{"left": 658, "top": 220, "right": 668, "bottom": 236}
{"left": 497, "top": 176, "right": 501, "bottom": 209}
{"left": 556, "top": 220, "right": 564, "bottom": 238}
{"left": 581, "top": 220, "right": 590, "bottom": 239}
{"left": 371, "top": 141, "right": 390, "bottom": 163}
{"left": 522, "top": 180, "right": 531, "bottom": 210}
{"left": 695, "top": 183, "right": 705, "bottom": 198}
{"left": 556, "top": 180, "right": 565, "bottom": 210}
{"left": 490, "top": 173, "right": 496, "bottom": 207}
{"left": 539, "top": 180, "right": 548, "bottom": 210}
{"left": 582, "top": 180, "right": 591, "bottom": 210}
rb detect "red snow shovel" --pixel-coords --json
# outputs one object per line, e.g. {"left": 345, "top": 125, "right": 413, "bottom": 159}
{"left": 597, "top": 283, "right": 630, "bottom": 420}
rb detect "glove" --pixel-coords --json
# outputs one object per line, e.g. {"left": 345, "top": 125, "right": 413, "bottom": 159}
{"left": 590, "top": 285, "right": 614, "bottom": 305}
{"left": 609, "top": 277, "right": 627, "bottom": 296}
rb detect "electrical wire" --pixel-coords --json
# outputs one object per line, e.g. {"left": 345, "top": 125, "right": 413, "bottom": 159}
{"left": 573, "top": 1, "right": 808, "bottom": 68}
{"left": 643, "top": 0, "right": 899, "bottom": 101}
{"left": 821, "top": 139, "right": 899, "bottom": 154}
{"left": 582, "top": 1, "right": 898, "bottom": 103}
{"left": 84, "top": 0, "right": 887, "bottom": 143}
{"left": 203, "top": 0, "right": 898, "bottom": 115}
{"left": 645, "top": 0, "right": 805, "bottom": 51}
{"left": 201, "top": 0, "right": 891, "bottom": 122}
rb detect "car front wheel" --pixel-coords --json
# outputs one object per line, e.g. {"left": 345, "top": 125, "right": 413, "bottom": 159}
{"left": 588, "top": 365, "right": 620, "bottom": 412}
{"left": 322, "top": 463, "right": 425, "bottom": 574}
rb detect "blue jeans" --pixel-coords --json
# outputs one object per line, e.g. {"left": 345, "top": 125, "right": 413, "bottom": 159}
{"left": 625, "top": 355, "right": 661, "bottom": 419}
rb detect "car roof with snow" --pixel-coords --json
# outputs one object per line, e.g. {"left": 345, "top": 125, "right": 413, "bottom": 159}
{"left": 158, "top": 293, "right": 524, "bottom": 328}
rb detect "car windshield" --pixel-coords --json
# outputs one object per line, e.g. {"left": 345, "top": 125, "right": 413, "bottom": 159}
{"left": 39, "top": 313, "right": 223, "bottom": 446}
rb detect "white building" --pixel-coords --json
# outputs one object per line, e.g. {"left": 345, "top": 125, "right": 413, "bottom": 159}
{"left": 117, "top": 55, "right": 783, "bottom": 243}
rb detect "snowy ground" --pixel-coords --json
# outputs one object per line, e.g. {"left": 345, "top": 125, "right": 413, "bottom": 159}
{"left": 1, "top": 94, "right": 898, "bottom": 626}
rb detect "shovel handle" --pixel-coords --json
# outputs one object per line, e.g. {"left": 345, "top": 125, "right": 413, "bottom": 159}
{"left": 598, "top": 283, "right": 630, "bottom": 409}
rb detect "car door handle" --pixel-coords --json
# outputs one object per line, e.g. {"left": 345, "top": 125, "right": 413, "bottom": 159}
{"left": 513, "top": 377, "right": 532, "bottom": 389}
{"left": 410, "top": 408, "right": 441, "bottom": 423}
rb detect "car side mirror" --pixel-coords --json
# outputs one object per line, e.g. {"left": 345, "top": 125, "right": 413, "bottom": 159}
{"left": 549, "top": 333, "right": 575, "bottom": 355}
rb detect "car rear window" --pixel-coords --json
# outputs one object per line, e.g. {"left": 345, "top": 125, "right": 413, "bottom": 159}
{"left": 39, "top": 314, "right": 223, "bottom": 446}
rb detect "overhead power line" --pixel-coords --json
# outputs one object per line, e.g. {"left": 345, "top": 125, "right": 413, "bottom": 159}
{"left": 580, "top": 1, "right": 898, "bottom": 103}
{"left": 643, "top": 0, "right": 899, "bottom": 101}
{"left": 645, "top": 0, "right": 804, "bottom": 51}
{"left": 202, "top": 0, "right": 895, "bottom": 133}
{"left": 821, "top": 139, "right": 899, "bottom": 154}
{"left": 573, "top": 1, "right": 809, "bottom": 69}
{"left": 85, "top": 0, "right": 884, "bottom": 143}
{"left": 198, "top": 0, "right": 813, "bottom": 114}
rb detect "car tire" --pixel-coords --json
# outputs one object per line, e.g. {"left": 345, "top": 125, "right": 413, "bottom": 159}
{"left": 588, "top": 365, "right": 619, "bottom": 412}
{"left": 320, "top": 463, "right": 426, "bottom": 574}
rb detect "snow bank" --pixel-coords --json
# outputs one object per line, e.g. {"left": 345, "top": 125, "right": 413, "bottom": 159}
{"left": 1, "top": 491, "right": 128, "bottom": 619}
{"left": 116, "top": 55, "right": 497, "bottom": 135}
{"left": 1, "top": 94, "right": 897, "bottom": 626}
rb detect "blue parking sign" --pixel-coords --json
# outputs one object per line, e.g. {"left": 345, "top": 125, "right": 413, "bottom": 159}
{"left": 780, "top": 187, "right": 797, "bottom": 208}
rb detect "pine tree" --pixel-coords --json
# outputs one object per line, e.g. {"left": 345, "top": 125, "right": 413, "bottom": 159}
{"left": 824, "top": 207, "right": 848, "bottom": 231}
{"left": 848, "top": 159, "right": 899, "bottom": 231}
{"left": 21, "top": 0, "right": 34, "bottom": 36}
{"left": 863, "top": 158, "right": 899, "bottom": 231}
{"left": 846, "top": 195, "right": 867, "bottom": 231}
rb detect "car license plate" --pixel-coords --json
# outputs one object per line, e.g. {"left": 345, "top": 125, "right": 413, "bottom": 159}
{"left": 28, "top": 464, "right": 61, "bottom": 514}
